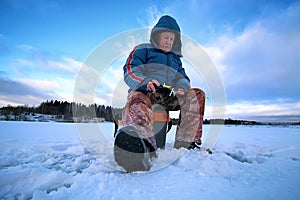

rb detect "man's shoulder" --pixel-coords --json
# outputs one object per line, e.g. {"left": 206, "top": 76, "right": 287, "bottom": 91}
{"left": 135, "top": 43, "right": 153, "bottom": 50}
{"left": 133, "top": 43, "right": 157, "bottom": 57}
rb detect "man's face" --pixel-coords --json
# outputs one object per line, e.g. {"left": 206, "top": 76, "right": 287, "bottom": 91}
{"left": 158, "top": 32, "right": 175, "bottom": 53}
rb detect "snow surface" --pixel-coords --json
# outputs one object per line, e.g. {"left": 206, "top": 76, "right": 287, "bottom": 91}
{"left": 0, "top": 121, "right": 300, "bottom": 200}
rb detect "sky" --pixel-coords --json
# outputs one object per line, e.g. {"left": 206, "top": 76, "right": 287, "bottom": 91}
{"left": 0, "top": 0, "right": 300, "bottom": 122}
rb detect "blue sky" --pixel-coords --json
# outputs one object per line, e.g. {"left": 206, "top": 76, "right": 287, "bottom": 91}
{"left": 1, "top": 0, "right": 300, "bottom": 122}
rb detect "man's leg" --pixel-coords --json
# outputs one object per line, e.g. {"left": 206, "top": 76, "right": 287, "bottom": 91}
{"left": 122, "top": 91, "right": 157, "bottom": 150}
{"left": 174, "top": 88, "right": 205, "bottom": 149}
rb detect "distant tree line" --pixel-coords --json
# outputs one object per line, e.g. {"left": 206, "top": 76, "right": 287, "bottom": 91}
{"left": 203, "top": 118, "right": 261, "bottom": 125}
{"left": 0, "top": 100, "right": 123, "bottom": 122}
{"left": 169, "top": 118, "right": 260, "bottom": 125}
{"left": 0, "top": 100, "right": 270, "bottom": 125}
{"left": 1, "top": 101, "right": 299, "bottom": 125}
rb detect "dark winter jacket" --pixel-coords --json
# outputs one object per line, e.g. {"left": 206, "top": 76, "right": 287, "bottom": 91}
{"left": 123, "top": 15, "right": 190, "bottom": 93}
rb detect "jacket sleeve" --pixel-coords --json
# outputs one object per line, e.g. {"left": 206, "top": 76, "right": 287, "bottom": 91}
{"left": 123, "top": 45, "right": 149, "bottom": 91}
{"left": 175, "top": 59, "right": 190, "bottom": 92}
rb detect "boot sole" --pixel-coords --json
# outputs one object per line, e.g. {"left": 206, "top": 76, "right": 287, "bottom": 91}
{"left": 114, "top": 125, "right": 151, "bottom": 172}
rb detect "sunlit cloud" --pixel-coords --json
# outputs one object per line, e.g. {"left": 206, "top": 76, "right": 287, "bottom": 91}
{"left": 19, "top": 79, "right": 60, "bottom": 91}
{"left": 225, "top": 101, "right": 300, "bottom": 122}
{"left": 0, "top": 77, "right": 54, "bottom": 106}
{"left": 1, "top": 45, "right": 84, "bottom": 106}
{"left": 15, "top": 45, "right": 82, "bottom": 75}
{"left": 203, "top": 2, "right": 300, "bottom": 104}
{"left": 227, "top": 102, "right": 300, "bottom": 116}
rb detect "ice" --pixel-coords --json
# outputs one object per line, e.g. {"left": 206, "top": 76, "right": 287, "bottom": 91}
{"left": 0, "top": 121, "right": 300, "bottom": 199}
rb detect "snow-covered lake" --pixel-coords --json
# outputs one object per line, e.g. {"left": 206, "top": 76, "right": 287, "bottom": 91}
{"left": 1, "top": 121, "right": 300, "bottom": 200}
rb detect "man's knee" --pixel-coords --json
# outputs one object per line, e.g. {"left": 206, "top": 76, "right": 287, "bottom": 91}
{"left": 188, "top": 88, "right": 205, "bottom": 98}
{"left": 127, "top": 91, "right": 152, "bottom": 107}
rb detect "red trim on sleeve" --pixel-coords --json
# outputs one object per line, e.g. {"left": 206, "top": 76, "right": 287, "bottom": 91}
{"left": 127, "top": 46, "right": 143, "bottom": 82}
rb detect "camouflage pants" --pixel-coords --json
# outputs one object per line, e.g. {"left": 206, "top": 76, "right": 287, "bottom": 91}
{"left": 121, "top": 88, "right": 205, "bottom": 149}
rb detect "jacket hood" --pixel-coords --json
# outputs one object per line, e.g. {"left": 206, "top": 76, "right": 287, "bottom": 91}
{"left": 150, "top": 15, "right": 182, "bottom": 56}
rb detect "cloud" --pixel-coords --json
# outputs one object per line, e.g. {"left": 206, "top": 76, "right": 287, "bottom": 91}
{"left": 0, "top": 76, "right": 54, "bottom": 106}
{"left": 0, "top": 45, "right": 84, "bottom": 106}
{"left": 0, "top": 74, "right": 79, "bottom": 107}
{"left": 18, "top": 79, "right": 60, "bottom": 91}
{"left": 137, "top": 6, "right": 170, "bottom": 28}
{"left": 204, "top": 2, "right": 300, "bottom": 104}
{"left": 41, "top": 57, "right": 81, "bottom": 74}
{"left": 15, "top": 44, "right": 81, "bottom": 75}
{"left": 225, "top": 101, "right": 300, "bottom": 122}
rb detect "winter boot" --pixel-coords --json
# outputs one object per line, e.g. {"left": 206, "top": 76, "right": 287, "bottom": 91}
{"left": 174, "top": 140, "right": 212, "bottom": 154}
{"left": 114, "top": 125, "right": 153, "bottom": 172}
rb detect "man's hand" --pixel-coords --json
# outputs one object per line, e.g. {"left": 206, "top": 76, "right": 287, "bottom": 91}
{"left": 146, "top": 80, "right": 160, "bottom": 92}
{"left": 175, "top": 88, "right": 185, "bottom": 95}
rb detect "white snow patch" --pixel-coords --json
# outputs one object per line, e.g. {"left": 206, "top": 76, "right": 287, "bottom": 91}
{"left": 0, "top": 122, "right": 299, "bottom": 199}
